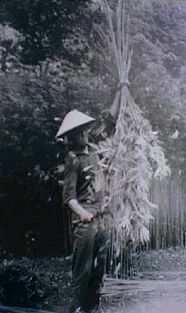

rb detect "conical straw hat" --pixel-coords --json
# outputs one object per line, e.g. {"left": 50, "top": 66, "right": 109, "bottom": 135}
{"left": 55, "top": 109, "right": 95, "bottom": 138}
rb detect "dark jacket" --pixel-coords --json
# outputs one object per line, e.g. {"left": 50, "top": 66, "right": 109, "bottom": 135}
{"left": 63, "top": 150, "right": 100, "bottom": 221}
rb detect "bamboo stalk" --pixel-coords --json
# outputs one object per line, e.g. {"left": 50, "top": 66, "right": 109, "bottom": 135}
{"left": 116, "top": 0, "right": 122, "bottom": 69}
{"left": 103, "top": 0, "right": 121, "bottom": 75}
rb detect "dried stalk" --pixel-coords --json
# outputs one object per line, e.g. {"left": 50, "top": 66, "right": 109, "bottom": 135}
{"left": 92, "top": 0, "right": 170, "bottom": 243}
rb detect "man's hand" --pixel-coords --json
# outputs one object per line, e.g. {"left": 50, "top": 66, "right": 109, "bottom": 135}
{"left": 68, "top": 199, "right": 93, "bottom": 222}
{"left": 79, "top": 210, "right": 93, "bottom": 222}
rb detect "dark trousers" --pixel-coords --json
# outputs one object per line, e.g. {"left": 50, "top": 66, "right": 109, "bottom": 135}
{"left": 70, "top": 218, "right": 108, "bottom": 312}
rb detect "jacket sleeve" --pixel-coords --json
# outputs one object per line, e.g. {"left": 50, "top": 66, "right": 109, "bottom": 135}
{"left": 63, "top": 155, "right": 79, "bottom": 205}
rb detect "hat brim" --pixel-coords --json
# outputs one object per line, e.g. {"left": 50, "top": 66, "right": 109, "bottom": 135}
{"left": 55, "top": 109, "right": 95, "bottom": 138}
{"left": 61, "top": 120, "right": 95, "bottom": 137}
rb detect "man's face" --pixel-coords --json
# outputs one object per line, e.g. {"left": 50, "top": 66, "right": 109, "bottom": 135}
{"left": 79, "top": 129, "right": 89, "bottom": 145}
{"left": 67, "top": 127, "right": 90, "bottom": 150}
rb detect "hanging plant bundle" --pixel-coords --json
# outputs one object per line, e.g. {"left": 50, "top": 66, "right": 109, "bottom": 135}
{"left": 91, "top": 0, "right": 170, "bottom": 243}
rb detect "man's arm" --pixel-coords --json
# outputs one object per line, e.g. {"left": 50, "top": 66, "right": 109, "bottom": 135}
{"left": 68, "top": 199, "right": 93, "bottom": 222}
{"left": 63, "top": 155, "right": 93, "bottom": 222}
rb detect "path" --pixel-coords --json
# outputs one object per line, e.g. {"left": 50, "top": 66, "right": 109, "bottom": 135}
{"left": 101, "top": 276, "right": 186, "bottom": 313}
{"left": 1, "top": 275, "right": 186, "bottom": 313}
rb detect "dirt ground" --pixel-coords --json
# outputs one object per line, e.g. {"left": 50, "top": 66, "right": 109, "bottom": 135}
{"left": 0, "top": 247, "right": 186, "bottom": 313}
{"left": 100, "top": 247, "right": 186, "bottom": 313}
{"left": 101, "top": 279, "right": 186, "bottom": 313}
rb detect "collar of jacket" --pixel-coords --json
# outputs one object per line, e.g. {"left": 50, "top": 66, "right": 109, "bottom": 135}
{"left": 69, "top": 146, "right": 89, "bottom": 157}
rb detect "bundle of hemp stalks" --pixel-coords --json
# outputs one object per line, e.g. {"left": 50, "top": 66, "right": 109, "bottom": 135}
{"left": 91, "top": 0, "right": 170, "bottom": 243}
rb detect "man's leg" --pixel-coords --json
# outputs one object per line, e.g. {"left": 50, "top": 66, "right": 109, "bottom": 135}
{"left": 70, "top": 222, "right": 97, "bottom": 313}
{"left": 83, "top": 224, "right": 108, "bottom": 312}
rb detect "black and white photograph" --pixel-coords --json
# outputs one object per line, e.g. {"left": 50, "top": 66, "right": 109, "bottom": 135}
{"left": 0, "top": 0, "right": 186, "bottom": 312}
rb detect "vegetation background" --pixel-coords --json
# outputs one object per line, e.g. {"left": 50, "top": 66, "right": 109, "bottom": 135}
{"left": 0, "top": 0, "right": 186, "bottom": 256}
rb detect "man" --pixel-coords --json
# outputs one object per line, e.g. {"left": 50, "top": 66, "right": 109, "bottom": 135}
{"left": 56, "top": 110, "right": 108, "bottom": 313}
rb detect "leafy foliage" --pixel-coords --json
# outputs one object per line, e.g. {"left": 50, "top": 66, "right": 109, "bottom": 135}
{"left": 0, "top": 0, "right": 106, "bottom": 256}
{"left": 0, "top": 0, "right": 91, "bottom": 64}
{"left": 0, "top": 264, "right": 54, "bottom": 307}
{"left": 0, "top": 24, "right": 22, "bottom": 71}
{"left": 0, "top": 258, "right": 72, "bottom": 308}
{"left": 0, "top": 67, "right": 68, "bottom": 255}
{"left": 126, "top": 0, "right": 186, "bottom": 177}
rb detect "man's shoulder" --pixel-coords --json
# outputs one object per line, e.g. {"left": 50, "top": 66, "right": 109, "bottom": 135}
{"left": 66, "top": 149, "right": 91, "bottom": 169}
{"left": 68, "top": 151, "right": 77, "bottom": 158}
{"left": 66, "top": 151, "right": 80, "bottom": 168}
